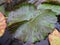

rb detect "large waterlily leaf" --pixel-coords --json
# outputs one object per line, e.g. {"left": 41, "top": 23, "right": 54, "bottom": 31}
{"left": 13, "top": 10, "right": 57, "bottom": 43}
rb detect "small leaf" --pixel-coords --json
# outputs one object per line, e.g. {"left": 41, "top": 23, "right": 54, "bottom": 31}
{"left": 37, "top": 4, "right": 60, "bottom": 14}
{"left": 49, "top": 29, "right": 60, "bottom": 45}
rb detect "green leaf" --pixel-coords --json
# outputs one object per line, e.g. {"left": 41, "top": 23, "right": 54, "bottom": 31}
{"left": 37, "top": 4, "right": 60, "bottom": 14}
{"left": 13, "top": 10, "right": 57, "bottom": 43}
